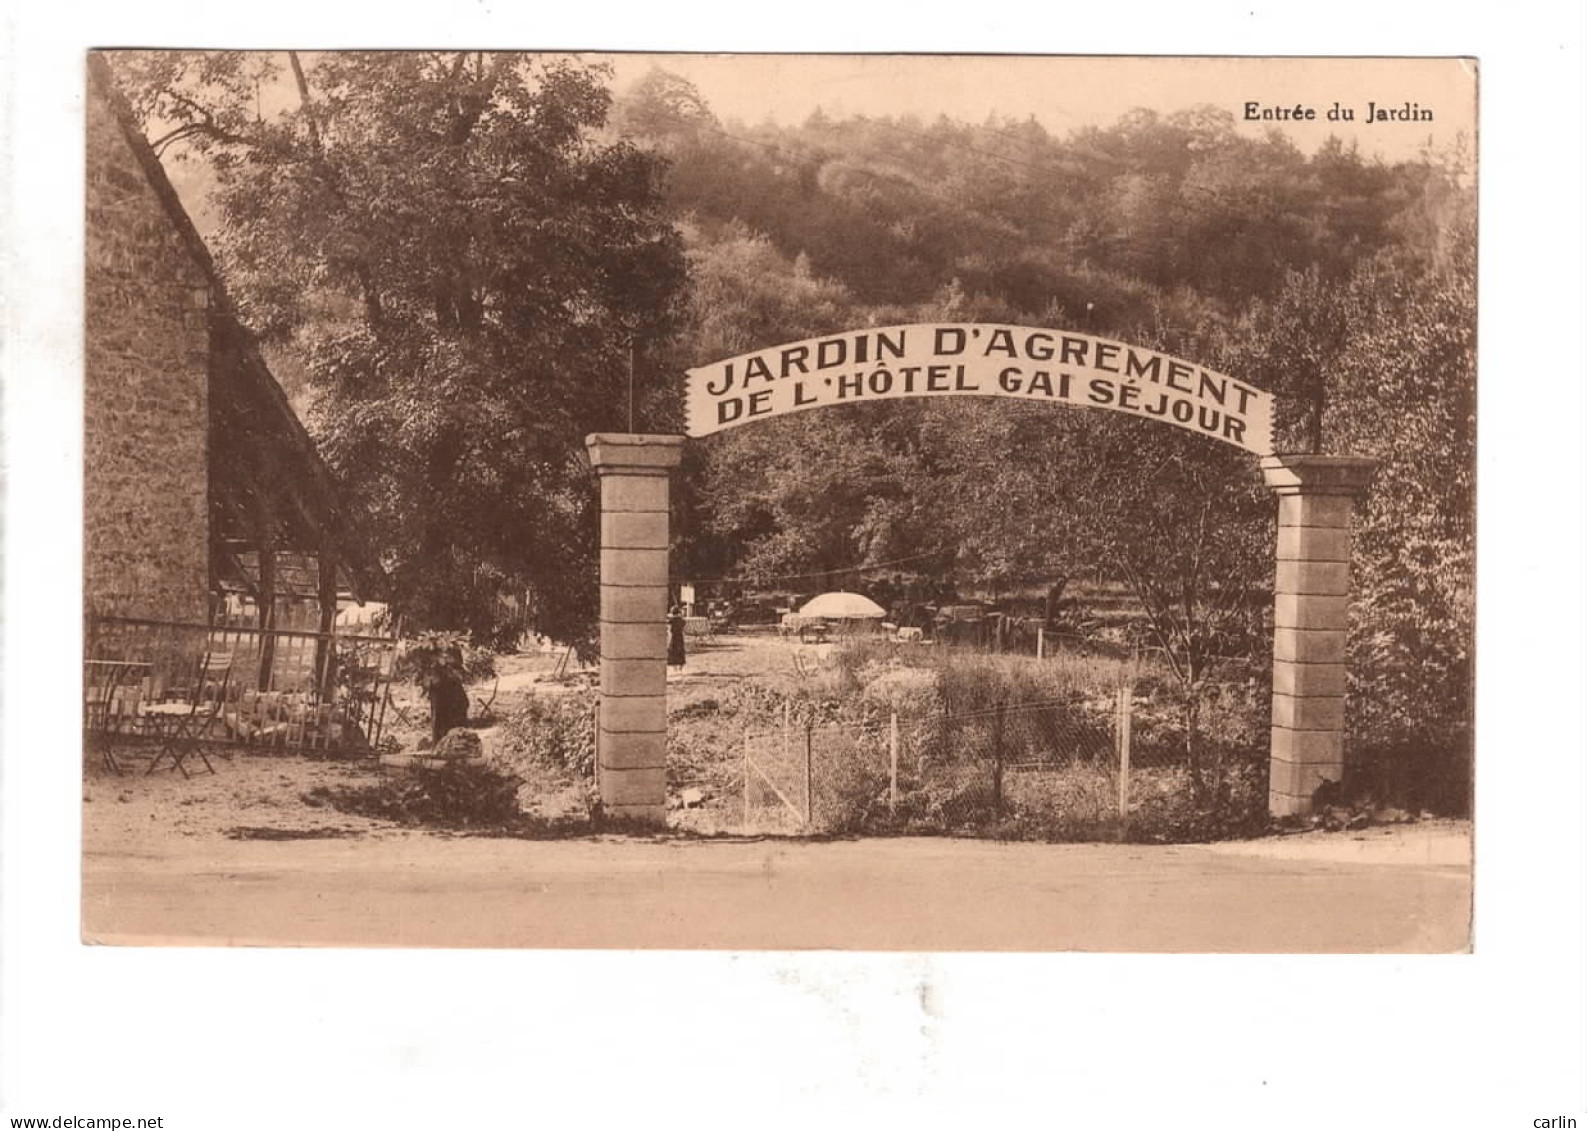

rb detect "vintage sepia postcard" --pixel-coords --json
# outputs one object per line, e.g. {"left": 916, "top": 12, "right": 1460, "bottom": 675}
{"left": 80, "top": 52, "right": 1477, "bottom": 953}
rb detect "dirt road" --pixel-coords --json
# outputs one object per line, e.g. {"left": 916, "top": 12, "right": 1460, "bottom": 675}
{"left": 83, "top": 822, "right": 1470, "bottom": 952}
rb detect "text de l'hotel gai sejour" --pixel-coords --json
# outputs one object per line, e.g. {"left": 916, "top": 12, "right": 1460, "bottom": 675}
{"left": 686, "top": 323, "right": 1275, "bottom": 457}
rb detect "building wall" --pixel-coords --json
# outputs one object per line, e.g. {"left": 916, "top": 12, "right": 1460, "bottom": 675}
{"left": 84, "top": 72, "right": 211, "bottom": 621}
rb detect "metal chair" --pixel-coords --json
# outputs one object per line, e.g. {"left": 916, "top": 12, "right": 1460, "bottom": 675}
{"left": 83, "top": 659, "right": 150, "bottom": 774}
{"left": 142, "top": 650, "right": 233, "bottom": 778}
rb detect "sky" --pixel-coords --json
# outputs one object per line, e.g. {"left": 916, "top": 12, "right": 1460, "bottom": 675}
{"left": 588, "top": 53, "right": 1476, "bottom": 163}
{"left": 233, "top": 52, "right": 1475, "bottom": 166}
{"left": 162, "top": 52, "right": 1473, "bottom": 241}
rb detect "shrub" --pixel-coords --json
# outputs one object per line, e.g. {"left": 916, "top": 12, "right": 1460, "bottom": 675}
{"left": 812, "top": 758, "right": 891, "bottom": 834}
{"left": 1124, "top": 760, "right": 1270, "bottom": 842}
{"left": 825, "top": 636, "right": 903, "bottom": 691}
{"left": 899, "top": 767, "right": 1002, "bottom": 831}
{"left": 497, "top": 688, "right": 599, "bottom": 781}
{"left": 860, "top": 666, "right": 944, "bottom": 718}
{"left": 306, "top": 761, "right": 524, "bottom": 830}
{"left": 395, "top": 630, "right": 498, "bottom": 687}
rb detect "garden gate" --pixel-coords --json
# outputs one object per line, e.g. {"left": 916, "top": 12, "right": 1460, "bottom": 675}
{"left": 588, "top": 323, "right": 1374, "bottom": 823}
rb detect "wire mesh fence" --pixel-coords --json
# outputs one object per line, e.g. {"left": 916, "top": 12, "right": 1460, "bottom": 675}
{"left": 742, "top": 706, "right": 823, "bottom": 834}
{"left": 742, "top": 687, "right": 1136, "bottom": 835}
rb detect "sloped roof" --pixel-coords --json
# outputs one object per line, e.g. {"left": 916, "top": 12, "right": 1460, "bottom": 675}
{"left": 87, "top": 53, "right": 382, "bottom": 601}
{"left": 216, "top": 549, "right": 334, "bottom": 600}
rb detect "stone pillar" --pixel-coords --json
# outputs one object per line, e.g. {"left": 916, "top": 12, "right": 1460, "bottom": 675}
{"left": 1261, "top": 454, "right": 1377, "bottom": 817}
{"left": 586, "top": 433, "right": 685, "bottom": 824}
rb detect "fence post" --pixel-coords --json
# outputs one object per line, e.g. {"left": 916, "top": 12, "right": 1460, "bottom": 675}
{"left": 256, "top": 550, "right": 277, "bottom": 692}
{"left": 314, "top": 542, "right": 339, "bottom": 698}
{"left": 1037, "top": 625, "right": 1045, "bottom": 660}
{"left": 1117, "top": 680, "right": 1133, "bottom": 828}
{"left": 742, "top": 730, "right": 750, "bottom": 827}
{"left": 889, "top": 711, "right": 899, "bottom": 813}
{"left": 992, "top": 700, "right": 1005, "bottom": 816}
{"left": 804, "top": 715, "right": 815, "bottom": 830}
{"left": 945, "top": 704, "right": 955, "bottom": 782}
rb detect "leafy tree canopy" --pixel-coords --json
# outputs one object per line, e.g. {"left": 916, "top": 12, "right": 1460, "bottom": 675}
{"left": 115, "top": 51, "right": 690, "bottom": 646}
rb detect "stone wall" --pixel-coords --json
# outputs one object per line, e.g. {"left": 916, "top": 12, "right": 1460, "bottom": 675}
{"left": 84, "top": 71, "right": 211, "bottom": 622}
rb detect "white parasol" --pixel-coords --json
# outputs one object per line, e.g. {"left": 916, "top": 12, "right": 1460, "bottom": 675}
{"left": 797, "top": 592, "right": 887, "bottom": 619}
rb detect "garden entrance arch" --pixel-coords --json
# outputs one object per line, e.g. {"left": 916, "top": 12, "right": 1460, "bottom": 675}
{"left": 587, "top": 324, "right": 1374, "bottom": 823}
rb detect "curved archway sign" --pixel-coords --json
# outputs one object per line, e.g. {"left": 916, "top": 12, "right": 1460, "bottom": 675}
{"left": 685, "top": 323, "right": 1276, "bottom": 456}
{"left": 590, "top": 324, "right": 1373, "bottom": 825}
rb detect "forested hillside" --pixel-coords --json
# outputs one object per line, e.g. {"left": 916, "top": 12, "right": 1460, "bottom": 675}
{"left": 622, "top": 67, "right": 1451, "bottom": 326}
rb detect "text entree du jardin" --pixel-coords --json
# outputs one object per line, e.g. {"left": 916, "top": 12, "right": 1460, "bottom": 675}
{"left": 685, "top": 324, "right": 1273, "bottom": 454}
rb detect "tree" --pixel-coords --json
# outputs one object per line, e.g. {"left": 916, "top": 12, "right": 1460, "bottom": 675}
{"left": 1067, "top": 417, "right": 1272, "bottom": 800}
{"left": 1231, "top": 265, "right": 1360, "bottom": 451}
{"left": 677, "top": 230, "right": 930, "bottom": 586}
{"left": 1326, "top": 220, "right": 1476, "bottom": 809}
{"left": 1228, "top": 203, "right": 1476, "bottom": 809}
{"left": 610, "top": 67, "right": 719, "bottom": 148}
{"left": 113, "top": 51, "right": 689, "bottom": 647}
{"left": 917, "top": 382, "right": 1272, "bottom": 802}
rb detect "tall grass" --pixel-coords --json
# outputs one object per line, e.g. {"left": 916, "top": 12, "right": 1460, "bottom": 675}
{"left": 827, "top": 636, "right": 1143, "bottom": 712}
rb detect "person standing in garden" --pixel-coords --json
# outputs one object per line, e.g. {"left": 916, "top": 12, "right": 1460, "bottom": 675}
{"left": 667, "top": 605, "right": 687, "bottom": 669}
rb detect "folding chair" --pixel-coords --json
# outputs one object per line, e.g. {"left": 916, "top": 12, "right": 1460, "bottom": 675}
{"left": 142, "top": 650, "right": 233, "bottom": 778}
{"left": 83, "top": 659, "right": 149, "bottom": 774}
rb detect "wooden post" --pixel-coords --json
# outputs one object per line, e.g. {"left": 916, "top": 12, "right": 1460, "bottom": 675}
{"left": 1037, "top": 625, "right": 1045, "bottom": 660}
{"left": 992, "top": 700, "right": 1005, "bottom": 816}
{"left": 742, "top": 731, "right": 750, "bottom": 826}
{"left": 255, "top": 545, "right": 277, "bottom": 691}
{"left": 804, "top": 715, "right": 814, "bottom": 829}
{"left": 314, "top": 542, "right": 339, "bottom": 698}
{"left": 1117, "top": 681, "right": 1133, "bottom": 825}
{"left": 889, "top": 711, "right": 899, "bottom": 813}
